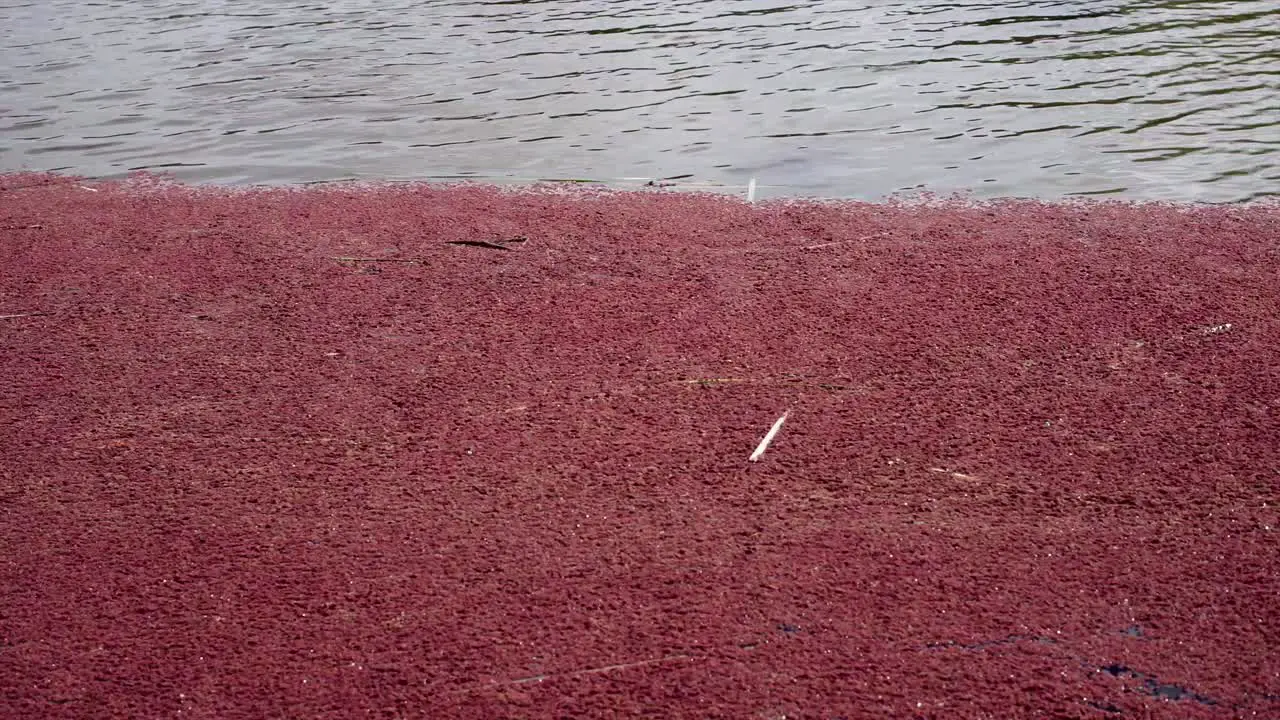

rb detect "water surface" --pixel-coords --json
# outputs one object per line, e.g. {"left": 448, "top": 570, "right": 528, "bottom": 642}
{"left": 1, "top": 0, "right": 1277, "bottom": 201}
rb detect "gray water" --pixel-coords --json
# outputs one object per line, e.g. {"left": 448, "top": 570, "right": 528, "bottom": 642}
{"left": 2, "top": 0, "right": 1277, "bottom": 202}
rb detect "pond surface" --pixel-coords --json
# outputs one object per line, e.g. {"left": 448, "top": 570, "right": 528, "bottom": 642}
{"left": 2, "top": 0, "right": 1277, "bottom": 201}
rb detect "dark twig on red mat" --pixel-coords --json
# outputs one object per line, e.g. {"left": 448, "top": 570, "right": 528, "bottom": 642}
{"left": 446, "top": 236, "right": 528, "bottom": 250}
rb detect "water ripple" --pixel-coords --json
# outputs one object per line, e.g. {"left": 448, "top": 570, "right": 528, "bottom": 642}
{"left": 0, "top": 0, "right": 1276, "bottom": 200}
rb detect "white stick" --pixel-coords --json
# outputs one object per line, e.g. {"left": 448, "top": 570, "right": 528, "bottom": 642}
{"left": 746, "top": 177, "right": 757, "bottom": 203}
{"left": 749, "top": 411, "right": 789, "bottom": 462}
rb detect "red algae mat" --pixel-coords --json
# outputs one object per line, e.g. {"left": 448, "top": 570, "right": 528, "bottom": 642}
{"left": 2, "top": 172, "right": 1278, "bottom": 719}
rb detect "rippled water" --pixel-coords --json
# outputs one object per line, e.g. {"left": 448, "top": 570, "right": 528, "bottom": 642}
{"left": 2, "top": 0, "right": 1277, "bottom": 201}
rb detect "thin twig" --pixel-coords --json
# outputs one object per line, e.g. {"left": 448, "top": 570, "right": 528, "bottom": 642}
{"left": 446, "top": 239, "right": 514, "bottom": 251}
{"left": 0, "top": 312, "right": 47, "bottom": 320}
{"left": 802, "top": 232, "right": 887, "bottom": 250}
{"left": 331, "top": 257, "right": 426, "bottom": 264}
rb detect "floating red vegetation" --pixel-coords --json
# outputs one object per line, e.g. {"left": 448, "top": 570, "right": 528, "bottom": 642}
{"left": 1, "top": 174, "right": 1277, "bottom": 718}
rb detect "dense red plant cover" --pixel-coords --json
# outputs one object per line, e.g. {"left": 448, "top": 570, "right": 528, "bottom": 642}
{"left": 1, "top": 172, "right": 1277, "bottom": 718}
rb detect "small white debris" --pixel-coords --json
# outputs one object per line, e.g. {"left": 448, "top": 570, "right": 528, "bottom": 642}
{"left": 747, "top": 177, "right": 757, "bottom": 203}
{"left": 749, "top": 411, "right": 789, "bottom": 462}
{"left": 1202, "top": 323, "right": 1232, "bottom": 335}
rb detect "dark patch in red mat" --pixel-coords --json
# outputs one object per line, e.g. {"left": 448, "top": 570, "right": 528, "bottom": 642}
{"left": 1, "top": 173, "right": 1277, "bottom": 718}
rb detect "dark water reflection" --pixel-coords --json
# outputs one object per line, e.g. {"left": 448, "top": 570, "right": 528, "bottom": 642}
{"left": 1, "top": 0, "right": 1276, "bottom": 201}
